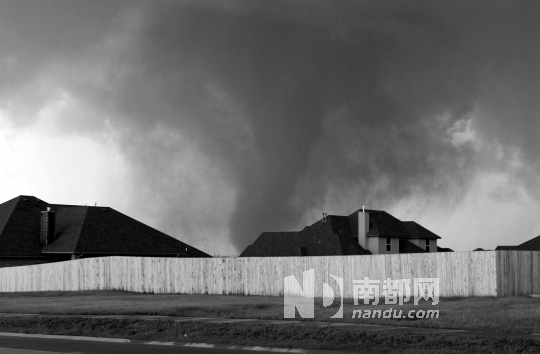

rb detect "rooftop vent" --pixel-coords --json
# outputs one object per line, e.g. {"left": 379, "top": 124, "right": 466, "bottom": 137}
{"left": 322, "top": 213, "right": 327, "bottom": 222}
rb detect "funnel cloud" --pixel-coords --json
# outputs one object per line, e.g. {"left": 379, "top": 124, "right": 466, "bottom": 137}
{"left": 1, "top": 0, "right": 540, "bottom": 254}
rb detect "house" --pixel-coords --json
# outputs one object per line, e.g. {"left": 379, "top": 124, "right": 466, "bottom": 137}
{"left": 437, "top": 246, "right": 454, "bottom": 252}
{"left": 0, "top": 195, "right": 210, "bottom": 267}
{"left": 495, "top": 235, "right": 540, "bottom": 251}
{"left": 240, "top": 208, "right": 446, "bottom": 257}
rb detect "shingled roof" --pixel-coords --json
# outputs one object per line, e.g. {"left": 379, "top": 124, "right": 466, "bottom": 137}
{"left": 437, "top": 246, "right": 454, "bottom": 252}
{"left": 495, "top": 235, "right": 540, "bottom": 251}
{"left": 240, "top": 215, "right": 372, "bottom": 257}
{"left": 0, "top": 195, "right": 210, "bottom": 258}
{"left": 0, "top": 196, "right": 49, "bottom": 257}
{"left": 495, "top": 246, "right": 517, "bottom": 250}
{"left": 240, "top": 208, "right": 445, "bottom": 257}
{"left": 402, "top": 221, "right": 441, "bottom": 240}
{"left": 518, "top": 235, "right": 540, "bottom": 249}
{"left": 399, "top": 239, "right": 426, "bottom": 253}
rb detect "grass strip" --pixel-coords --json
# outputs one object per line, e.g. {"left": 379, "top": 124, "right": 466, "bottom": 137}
{"left": 2, "top": 291, "right": 540, "bottom": 334}
{"left": 0, "top": 317, "right": 539, "bottom": 354}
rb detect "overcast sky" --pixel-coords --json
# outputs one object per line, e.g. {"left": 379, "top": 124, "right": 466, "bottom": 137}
{"left": 1, "top": 0, "right": 540, "bottom": 256}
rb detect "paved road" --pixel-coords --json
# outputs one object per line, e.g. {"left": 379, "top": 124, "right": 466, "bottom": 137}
{"left": 0, "top": 333, "right": 347, "bottom": 354}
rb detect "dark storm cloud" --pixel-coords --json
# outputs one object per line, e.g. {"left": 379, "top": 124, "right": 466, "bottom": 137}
{"left": 2, "top": 0, "right": 540, "bottom": 252}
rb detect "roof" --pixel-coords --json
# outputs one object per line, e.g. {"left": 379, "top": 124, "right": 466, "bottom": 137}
{"left": 515, "top": 235, "right": 540, "bottom": 250}
{"left": 43, "top": 205, "right": 88, "bottom": 253}
{"left": 240, "top": 208, "right": 443, "bottom": 257}
{"left": 0, "top": 195, "right": 211, "bottom": 258}
{"left": 399, "top": 239, "right": 427, "bottom": 253}
{"left": 0, "top": 196, "right": 17, "bottom": 236}
{"left": 437, "top": 246, "right": 454, "bottom": 252}
{"left": 348, "top": 209, "right": 409, "bottom": 239}
{"left": 43, "top": 206, "right": 209, "bottom": 255}
{"left": 0, "top": 196, "right": 49, "bottom": 257}
{"left": 495, "top": 235, "right": 540, "bottom": 251}
{"left": 402, "top": 221, "right": 441, "bottom": 240}
{"left": 239, "top": 232, "right": 306, "bottom": 257}
{"left": 240, "top": 215, "right": 372, "bottom": 257}
{"left": 0, "top": 259, "right": 60, "bottom": 269}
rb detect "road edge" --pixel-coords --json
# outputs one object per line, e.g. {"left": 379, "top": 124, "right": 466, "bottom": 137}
{"left": 0, "top": 331, "right": 351, "bottom": 353}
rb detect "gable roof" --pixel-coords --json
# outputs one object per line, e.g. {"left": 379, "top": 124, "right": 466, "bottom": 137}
{"left": 0, "top": 195, "right": 210, "bottom": 258}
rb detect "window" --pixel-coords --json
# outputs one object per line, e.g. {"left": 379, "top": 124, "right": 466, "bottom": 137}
{"left": 300, "top": 247, "right": 307, "bottom": 256}
{"left": 425, "top": 239, "right": 430, "bottom": 252}
{"left": 386, "top": 237, "right": 391, "bottom": 252}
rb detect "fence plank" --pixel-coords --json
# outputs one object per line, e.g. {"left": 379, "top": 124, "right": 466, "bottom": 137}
{"left": 533, "top": 252, "right": 540, "bottom": 295}
{"left": 0, "top": 251, "right": 538, "bottom": 297}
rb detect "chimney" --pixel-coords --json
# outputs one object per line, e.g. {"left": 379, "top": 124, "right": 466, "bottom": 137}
{"left": 358, "top": 209, "right": 369, "bottom": 249}
{"left": 40, "top": 207, "right": 56, "bottom": 246}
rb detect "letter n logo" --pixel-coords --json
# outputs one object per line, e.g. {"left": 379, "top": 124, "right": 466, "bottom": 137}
{"left": 283, "top": 269, "right": 314, "bottom": 318}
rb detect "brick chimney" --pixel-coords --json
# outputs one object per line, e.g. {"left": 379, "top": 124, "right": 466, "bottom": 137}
{"left": 40, "top": 207, "right": 56, "bottom": 246}
{"left": 358, "top": 210, "right": 369, "bottom": 250}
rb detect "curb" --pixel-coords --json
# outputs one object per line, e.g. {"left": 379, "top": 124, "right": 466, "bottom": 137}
{"left": 0, "top": 332, "right": 128, "bottom": 343}
{"left": 0, "top": 332, "right": 350, "bottom": 353}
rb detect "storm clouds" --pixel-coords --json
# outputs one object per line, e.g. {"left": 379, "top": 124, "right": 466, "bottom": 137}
{"left": 2, "top": 0, "right": 540, "bottom": 254}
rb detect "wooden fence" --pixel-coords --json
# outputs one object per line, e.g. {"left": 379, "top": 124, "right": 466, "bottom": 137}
{"left": 0, "top": 251, "right": 538, "bottom": 297}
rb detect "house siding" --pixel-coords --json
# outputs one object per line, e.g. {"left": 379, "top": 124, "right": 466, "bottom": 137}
{"left": 377, "top": 237, "right": 399, "bottom": 254}
{"left": 367, "top": 236, "right": 379, "bottom": 254}
{"left": 411, "top": 239, "right": 438, "bottom": 252}
{"left": 409, "top": 239, "right": 420, "bottom": 247}
{"left": 393, "top": 238, "right": 399, "bottom": 254}
{"left": 429, "top": 239, "right": 437, "bottom": 252}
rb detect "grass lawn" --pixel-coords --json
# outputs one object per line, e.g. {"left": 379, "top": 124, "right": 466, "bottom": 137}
{"left": 0, "top": 316, "right": 539, "bottom": 354}
{"left": 1, "top": 291, "right": 540, "bottom": 334}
